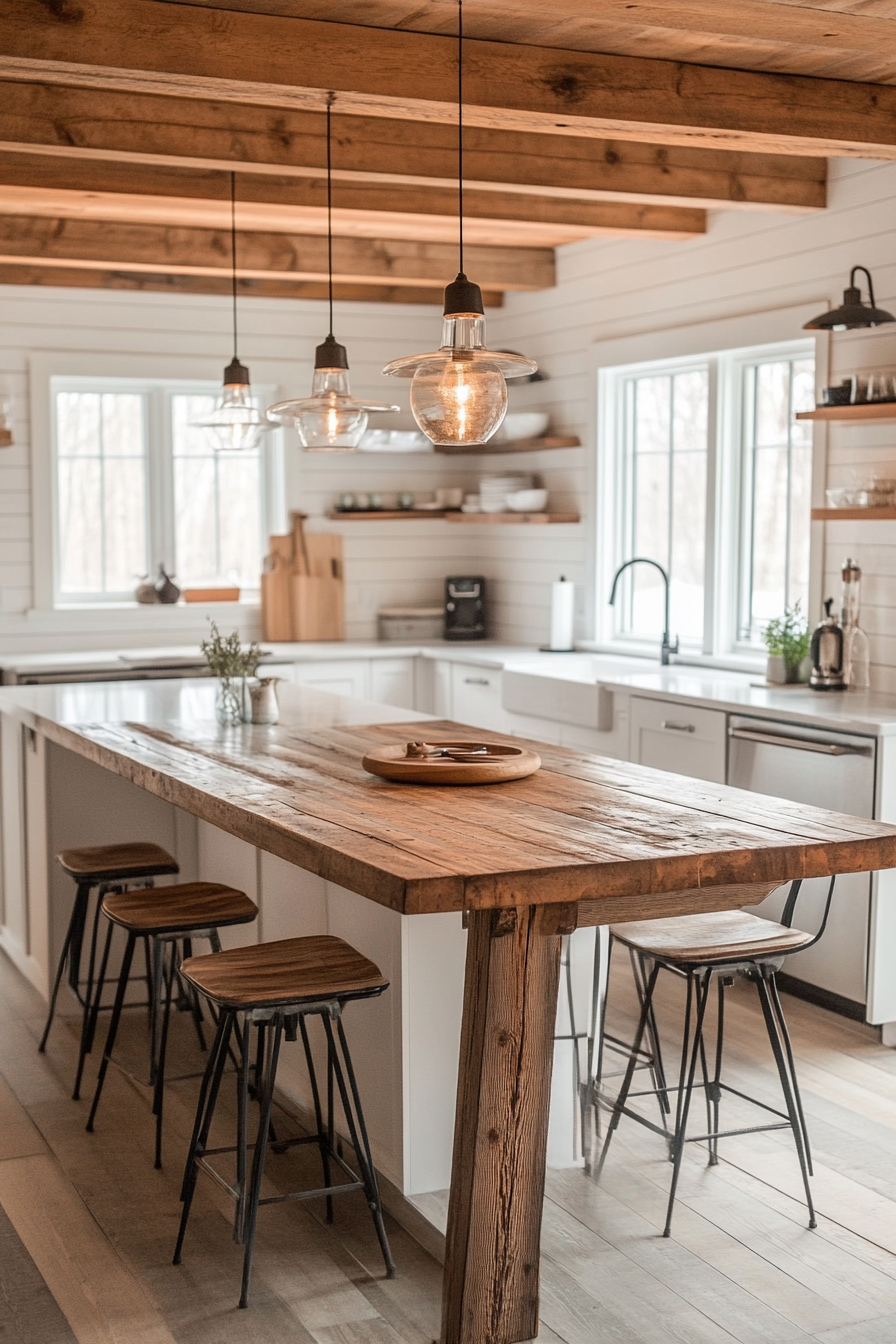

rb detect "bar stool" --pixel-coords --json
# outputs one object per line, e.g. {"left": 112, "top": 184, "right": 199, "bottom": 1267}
{"left": 40, "top": 842, "right": 180, "bottom": 1098}
{"left": 593, "top": 877, "right": 835, "bottom": 1237}
{"left": 85, "top": 881, "right": 258, "bottom": 1169}
{"left": 173, "top": 934, "right": 395, "bottom": 1308}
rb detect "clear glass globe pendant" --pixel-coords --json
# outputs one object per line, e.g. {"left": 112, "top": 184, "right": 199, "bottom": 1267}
{"left": 267, "top": 334, "right": 398, "bottom": 452}
{"left": 382, "top": 274, "right": 536, "bottom": 447}
{"left": 192, "top": 357, "right": 271, "bottom": 453}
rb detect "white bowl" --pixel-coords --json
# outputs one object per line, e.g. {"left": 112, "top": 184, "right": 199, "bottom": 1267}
{"left": 506, "top": 488, "right": 548, "bottom": 512}
{"left": 494, "top": 412, "right": 549, "bottom": 443}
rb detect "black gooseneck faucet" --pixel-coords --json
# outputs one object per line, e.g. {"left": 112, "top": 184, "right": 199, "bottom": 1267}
{"left": 608, "top": 558, "right": 679, "bottom": 665}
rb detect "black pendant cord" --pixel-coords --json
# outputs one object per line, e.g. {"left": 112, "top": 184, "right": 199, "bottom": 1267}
{"left": 230, "top": 170, "right": 239, "bottom": 362}
{"left": 457, "top": 0, "right": 464, "bottom": 277}
{"left": 326, "top": 93, "right": 336, "bottom": 339}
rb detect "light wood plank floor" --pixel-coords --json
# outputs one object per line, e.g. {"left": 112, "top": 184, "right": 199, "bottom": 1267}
{"left": 4, "top": 947, "right": 896, "bottom": 1343}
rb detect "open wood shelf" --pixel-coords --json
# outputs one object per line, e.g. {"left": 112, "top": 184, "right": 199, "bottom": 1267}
{"left": 812, "top": 507, "right": 896, "bottom": 520}
{"left": 326, "top": 509, "right": 580, "bottom": 524}
{"left": 445, "top": 511, "right": 580, "bottom": 524}
{"left": 797, "top": 404, "right": 896, "bottom": 422}
{"left": 434, "top": 435, "right": 581, "bottom": 455}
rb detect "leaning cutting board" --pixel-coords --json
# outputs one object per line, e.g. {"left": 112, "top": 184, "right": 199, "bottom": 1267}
{"left": 291, "top": 529, "right": 345, "bottom": 641}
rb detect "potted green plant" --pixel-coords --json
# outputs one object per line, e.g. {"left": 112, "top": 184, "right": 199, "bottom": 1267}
{"left": 200, "top": 620, "right": 262, "bottom": 725}
{"left": 763, "top": 602, "right": 810, "bottom": 684}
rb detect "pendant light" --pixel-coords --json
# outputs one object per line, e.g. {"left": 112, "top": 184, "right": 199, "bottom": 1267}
{"left": 381, "top": 0, "right": 536, "bottom": 447}
{"left": 804, "top": 266, "right": 896, "bottom": 331}
{"left": 267, "top": 96, "right": 398, "bottom": 451}
{"left": 191, "top": 172, "right": 271, "bottom": 452}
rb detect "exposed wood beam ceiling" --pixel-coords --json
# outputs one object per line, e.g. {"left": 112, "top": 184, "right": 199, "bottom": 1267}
{"left": 6, "top": 0, "right": 896, "bottom": 301}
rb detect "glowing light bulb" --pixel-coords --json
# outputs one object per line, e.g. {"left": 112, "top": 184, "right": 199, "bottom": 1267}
{"left": 267, "top": 336, "right": 396, "bottom": 452}
{"left": 383, "top": 276, "right": 535, "bottom": 448}
{"left": 191, "top": 360, "right": 270, "bottom": 453}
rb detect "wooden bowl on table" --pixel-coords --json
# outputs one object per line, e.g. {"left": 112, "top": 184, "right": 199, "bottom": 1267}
{"left": 362, "top": 740, "right": 541, "bottom": 785}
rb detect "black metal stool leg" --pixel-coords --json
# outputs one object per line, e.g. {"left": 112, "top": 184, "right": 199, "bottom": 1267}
{"left": 634, "top": 951, "right": 672, "bottom": 1121}
{"left": 86, "top": 932, "right": 136, "bottom": 1133}
{"left": 754, "top": 974, "right": 816, "bottom": 1229}
{"left": 239, "top": 1015, "right": 283, "bottom": 1309}
{"left": 708, "top": 977, "right": 727, "bottom": 1167}
{"left": 73, "top": 915, "right": 116, "bottom": 1101}
{"left": 663, "top": 969, "right": 712, "bottom": 1237}
{"left": 328, "top": 1013, "right": 395, "bottom": 1277}
{"left": 595, "top": 960, "right": 661, "bottom": 1179}
{"left": 40, "top": 881, "right": 90, "bottom": 1052}
{"left": 174, "top": 1009, "right": 234, "bottom": 1257}
{"left": 234, "top": 1015, "right": 253, "bottom": 1244}
{"left": 299, "top": 1014, "right": 333, "bottom": 1223}
{"left": 152, "top": 941, "right": 177, "bottom": 1170}
{"left": 768, "top": 974, "right": 813, "bottom": 1176}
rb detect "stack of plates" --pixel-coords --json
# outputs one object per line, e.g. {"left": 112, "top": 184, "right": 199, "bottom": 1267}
{"left": 479, "top": 473, "right": 533, "bottom": 513}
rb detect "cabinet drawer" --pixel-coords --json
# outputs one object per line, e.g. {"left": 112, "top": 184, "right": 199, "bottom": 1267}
{"left": 630, "top": 696, "right": 727, "bottom": 784}
{"left": 451, "top": 664, "right": 507, "bottom": 732}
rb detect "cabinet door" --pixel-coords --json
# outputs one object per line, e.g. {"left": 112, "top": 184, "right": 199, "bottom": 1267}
{"left": 293, "top": 659, "right": 370, "bottom": 699}
{"left": 630, "top": 695, "right": 727, "bottom": 783}
{"left": 370, "top": 658, "right": 416, "bottom": 711}
{"left": 432, "top": 660, "right": 453, "bottom": 719}
{"left": 451, "top": 664, "right": 507, "bottom": 732}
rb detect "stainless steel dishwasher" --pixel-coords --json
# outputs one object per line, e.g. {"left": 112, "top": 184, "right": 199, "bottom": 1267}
{"left": 728, "top": 714, "right": 876, "bottom": 1009}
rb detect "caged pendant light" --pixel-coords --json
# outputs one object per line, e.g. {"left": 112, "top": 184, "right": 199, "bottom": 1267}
{"left": 191, "top": 172, "right": 272, "bottom": 452}
{"left": 267, "top": 95, "right": 398, "bottom": 450}
{"left": 381, "top": 0, "right": 536, "bottom": 446}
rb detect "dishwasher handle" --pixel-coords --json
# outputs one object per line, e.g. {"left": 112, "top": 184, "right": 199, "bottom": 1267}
{"left": 728, "top": 725, "right": 872, "bottom": 757}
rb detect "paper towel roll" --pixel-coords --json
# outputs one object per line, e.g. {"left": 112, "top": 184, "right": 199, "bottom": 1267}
{"left": 549, "top": 577, "right": 575, "bottom": 651}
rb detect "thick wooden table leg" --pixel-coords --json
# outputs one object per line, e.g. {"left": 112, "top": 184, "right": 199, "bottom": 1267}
{"left": 441, "top": 905, "right": 566, "bottom": 1344}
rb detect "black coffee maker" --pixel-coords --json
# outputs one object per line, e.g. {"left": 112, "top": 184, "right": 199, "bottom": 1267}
{"left": 444, "top": 576, "right": 486, "bottom": 641}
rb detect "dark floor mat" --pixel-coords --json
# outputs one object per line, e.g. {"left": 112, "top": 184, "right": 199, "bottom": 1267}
{"left": 0, "top": 1203, "right": 77, "bottom": 1343}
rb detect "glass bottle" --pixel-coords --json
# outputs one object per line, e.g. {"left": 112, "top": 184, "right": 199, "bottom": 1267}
{"left": 842, "top": 558, "right": 871, "bottom": 691}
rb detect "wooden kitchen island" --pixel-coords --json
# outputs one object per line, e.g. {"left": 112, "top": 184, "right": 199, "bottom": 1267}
{"left": 2, "top": 679, "right": 896, "bottom": 1344}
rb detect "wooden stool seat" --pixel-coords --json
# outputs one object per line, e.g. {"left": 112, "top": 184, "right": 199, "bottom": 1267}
{"left": 610, "top": 909, "right": 814, "bottom": 964}
{"left": 57, "top": 842, "right": 179, "bottom": 883}
{"left": 102, "top": 882, "right": 259, "bottom": 937}
{"left": 180, "top": 935, "right": 388, "bottom": 1010}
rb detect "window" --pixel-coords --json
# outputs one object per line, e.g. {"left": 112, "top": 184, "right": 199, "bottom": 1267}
{"left": 600, "top": 339, "right": 815, "bottom": 658}
{"left": 51, "top": 377, "right": 276, "bottom": 604}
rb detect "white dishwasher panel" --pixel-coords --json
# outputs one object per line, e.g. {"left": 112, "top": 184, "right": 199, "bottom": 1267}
{"left": 728, "top": 715, "right": 876, "bottom": 1008}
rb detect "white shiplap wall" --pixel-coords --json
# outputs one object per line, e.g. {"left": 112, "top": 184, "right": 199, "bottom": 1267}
{"left": 2, "top": 155, "right": 896, "bottom": 659}
{"left": 490, "top": 156, "right": 896, "bottom": 679}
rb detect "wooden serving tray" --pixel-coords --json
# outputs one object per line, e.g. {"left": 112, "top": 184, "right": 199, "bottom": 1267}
{"left": 362, "top": 740, "right": 541, "bottom": 785}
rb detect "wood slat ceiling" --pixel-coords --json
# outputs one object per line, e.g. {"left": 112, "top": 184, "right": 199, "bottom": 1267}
{"left": 3, "top": 0, "right": 894, "bottom": 301}
{"left": 165, "top": 0, "right": 896, "bottom": 84}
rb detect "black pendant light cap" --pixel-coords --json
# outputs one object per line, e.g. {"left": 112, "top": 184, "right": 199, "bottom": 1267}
{"left": 315, "top": 334, "right": 350, "bottom": 370}
{"left": 224, "top": 357, "right": 251, "bottom": 385}
{"left": 444, "top": 272, "right": 484, "bottom": 318}
{"left": 804, "top": 286, "right": 896, "bottom": 330}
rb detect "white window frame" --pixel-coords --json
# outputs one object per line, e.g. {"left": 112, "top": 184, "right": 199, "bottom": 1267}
{"left": 30, "top": 352, "right": 285, "bottom": 614}
{"left": 589, "top": 304, "right": 829, "bottom": 669}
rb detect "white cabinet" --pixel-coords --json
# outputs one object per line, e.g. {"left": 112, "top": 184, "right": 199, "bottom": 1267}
{"left": 630, "top": 695, "right": 727, "bottom": 784}
{"left": 451, "top": 663, "right": 507, "bottom": 732}
{"left": 560, "top": 714, "right": 629, "bottom": 762}
{"left": 370, "top": 658, "right": 416, "bottom": 711}
{"left": 293, "top": 659, "right": 370, "bottom": 699}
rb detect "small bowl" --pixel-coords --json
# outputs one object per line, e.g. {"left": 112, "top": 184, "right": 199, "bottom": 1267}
{"left": 494, "top": 412, "right": 549, "bottom": 443}
{"left": 506, "top": 488, "right": 548, "bottom": 512}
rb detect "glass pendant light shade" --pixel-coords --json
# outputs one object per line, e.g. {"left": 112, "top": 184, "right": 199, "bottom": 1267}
{"left": 804, "top": 265, "right": 896, "bottom": 331}
{"left": 382, "top": 275, "right": 536, "bottom": 447}
{"left": 267, "top": 335, "right": 398, "bottom": 452}
{"left": 191, "top": 173, "right": 272, "bottom": 452}
{"left": 192, "top": 357, "right": 270, "bottom": 452}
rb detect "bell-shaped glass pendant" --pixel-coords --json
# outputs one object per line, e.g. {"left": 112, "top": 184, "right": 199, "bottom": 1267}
{"left": 383, "top": 276, "right": 536, "bottom": 448}
{"left": 192, "top": 358, "right": 270, "bottom": 453}
{"left": 268, "top": 335, "right": 398, "bottom": 452}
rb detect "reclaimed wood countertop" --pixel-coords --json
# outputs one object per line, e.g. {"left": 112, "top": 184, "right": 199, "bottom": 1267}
{"left": 13, "top": 682, "right": 896, "bottom": 919}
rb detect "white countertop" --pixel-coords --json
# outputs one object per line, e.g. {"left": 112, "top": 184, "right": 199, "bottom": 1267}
{"left": 5, "top": 640, "right": 896, "bottom": 734}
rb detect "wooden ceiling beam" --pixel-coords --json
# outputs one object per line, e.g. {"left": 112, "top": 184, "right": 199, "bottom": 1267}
{"left": 0, "top": 261, "right": 482, "bottom": 305}
{"left": 0, "top": 215, "right": 555, "bottom": 290}
{"left": 0, "top": 83, "right": 826, "bottom": 213}
{"left": 0, "top": 155, "right": 706, "bottom": 244}
{"left": 1, "top": 0, "right": 893, "bottom": 159}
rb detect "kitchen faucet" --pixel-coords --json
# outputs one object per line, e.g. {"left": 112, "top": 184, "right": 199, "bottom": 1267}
{"left": 608, "top": 558, "right": 679, "bottom": 665}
